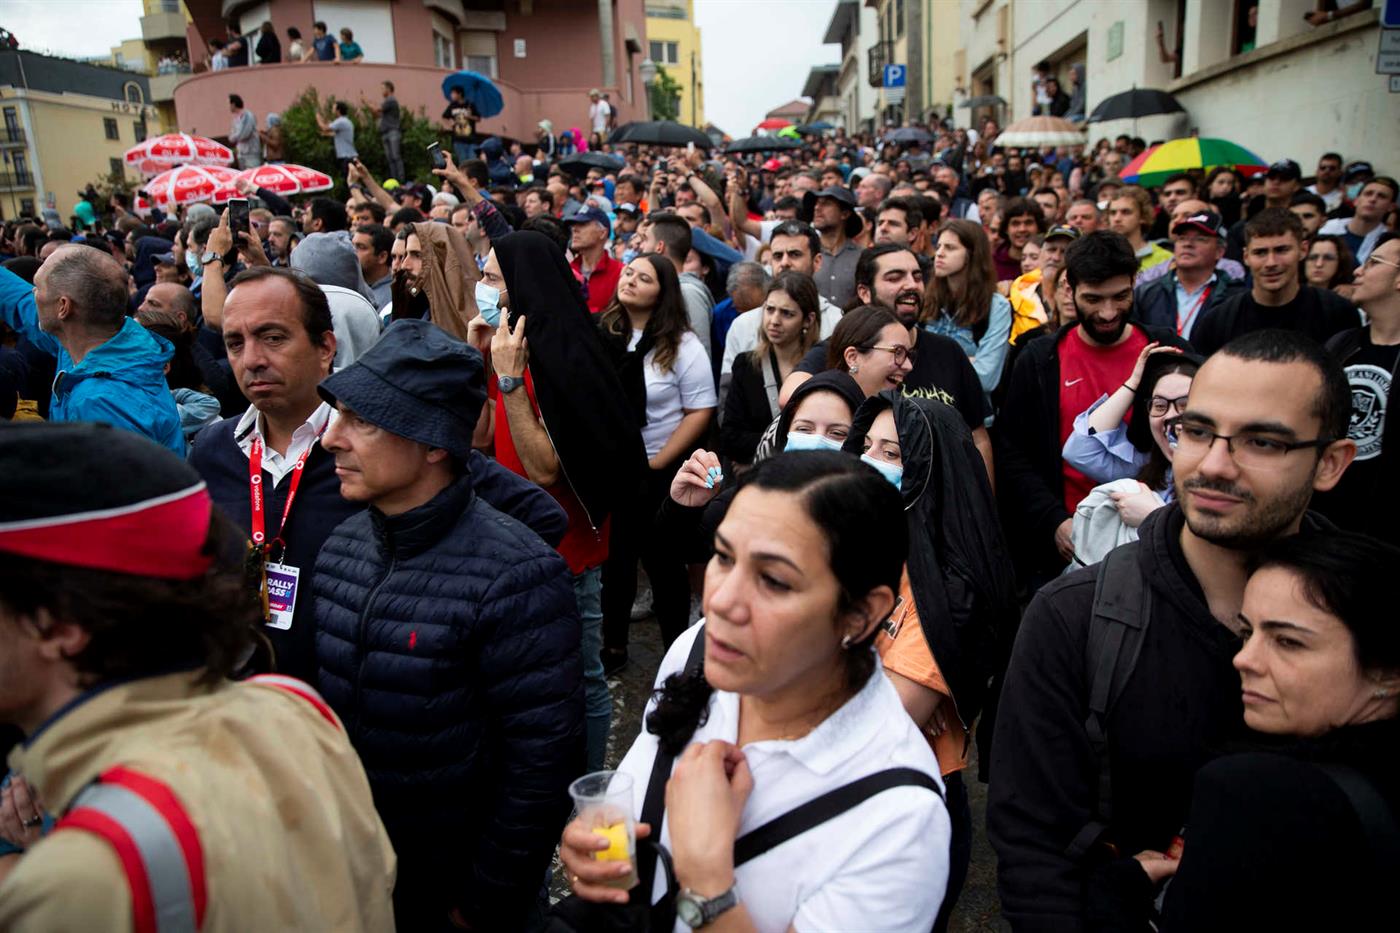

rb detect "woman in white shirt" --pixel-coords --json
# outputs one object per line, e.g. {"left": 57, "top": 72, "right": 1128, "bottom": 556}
{"left": 599, "top": 255, "right": 717, "bottom": 663}
{"left": 561, "top": 452, "right": 950, "bottom": 931}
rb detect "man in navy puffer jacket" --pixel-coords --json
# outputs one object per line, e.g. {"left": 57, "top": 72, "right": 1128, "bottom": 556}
{"left": 312, "top": 319, "right": 584, "bottom": 932}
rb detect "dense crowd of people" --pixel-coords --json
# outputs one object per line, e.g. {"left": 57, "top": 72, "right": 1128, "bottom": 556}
{"left": 0, "top": 72, "right": 1398, "bottom": 932}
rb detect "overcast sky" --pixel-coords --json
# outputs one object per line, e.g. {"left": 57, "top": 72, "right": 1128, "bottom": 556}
{"left": 694, "top": 0, "right": 839, "bottom": 135}
{"left": 6, "top": 0, "right": 835, "bottom": 134}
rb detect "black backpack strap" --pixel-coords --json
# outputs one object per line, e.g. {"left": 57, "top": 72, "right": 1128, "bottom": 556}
{"left": 635, "top": 626, "right": 707, "bottom": 898}
{"left": 1067, "top": 542, "right": 1150, "bottom": 859}
{"left": 732, "top": 768, "right": 943, "bottom": 867}
{"left": 1315, "top": 763, "right": 1400, "bottom": 873}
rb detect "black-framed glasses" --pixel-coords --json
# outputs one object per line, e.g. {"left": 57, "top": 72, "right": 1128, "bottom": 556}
{"left": 1165, "top": 417, "right": 1335, "bottom": 470}
{"left": 861, "top": 344, "right": 917, "bottom": 366}
{"left": 1149, "top": 394, "right": 1189, "bottom": 417}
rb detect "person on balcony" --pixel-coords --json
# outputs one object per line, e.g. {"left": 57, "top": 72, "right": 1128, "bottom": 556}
{"left": 337, "top": 28, "right": 364, "bottom": 64}
{"left": 228, "top": 94, "right": 261, "bottom": 170}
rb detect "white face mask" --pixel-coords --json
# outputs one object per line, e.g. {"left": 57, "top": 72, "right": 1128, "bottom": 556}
{"left": 784, "top": 431, "right": 844, "bottom": 453}
{"left": 860, "top": 453, "right": 904, "bottom": 490}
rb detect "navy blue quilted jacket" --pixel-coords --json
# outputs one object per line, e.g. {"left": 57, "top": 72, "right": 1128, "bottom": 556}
{"left": 313, "top": 471, "right": 584, "bottom": 929}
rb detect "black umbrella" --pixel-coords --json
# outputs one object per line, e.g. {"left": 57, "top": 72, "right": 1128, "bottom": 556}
{"left": 556, "top": 152, "right": 626, "bottom": 177}
{"left": 724, "top": 136, "right": 802, "bottom": 154}
{"left": 957, "top": 95, "right": 1006, "bottom": 109}
{"left": 883, "top": 127, "right": 934, "bottom": 144}
{"left": 609, "top": 120, "right": 712, "bottom": 148}
{"left": 1088, "top": 88, "right": 1185, "bottom": 123}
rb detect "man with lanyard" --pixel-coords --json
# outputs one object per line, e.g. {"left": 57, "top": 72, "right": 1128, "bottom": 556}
{"left": 1133, "top": 211, "right": 1245, "bottom": 342}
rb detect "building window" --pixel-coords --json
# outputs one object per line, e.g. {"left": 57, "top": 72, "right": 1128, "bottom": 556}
{"left": 14, "top": 152, "right": 31, "bottom": 186}
{"left": 124, "top": 82, "right": 143, "bottom": 104}
{"left": 648, "top": 40, "right": 678, "bottom": 65}
{"left": 433, "top": 32, "right": 453, "bottom": 69}
{"left": 109, "top": 157, "right": 123, "bottom": 178}
{"left": 896, "top": 0, "right": 905, "bottom": 37}
{"left": 20, "top": 199, "right": 34, "bottom": 216}
{"left": 464, "top": 54, "right": 497, "bottom": 78}
{"left": 135, "top": 119, "right": 147, "bottom": 144}
{"left": 103, "top": 117, "right": 119, "bottom": 140}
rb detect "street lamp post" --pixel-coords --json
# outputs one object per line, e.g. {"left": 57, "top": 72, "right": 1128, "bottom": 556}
{"left": 640, "top": 57, "right": 657, "bottom": 120}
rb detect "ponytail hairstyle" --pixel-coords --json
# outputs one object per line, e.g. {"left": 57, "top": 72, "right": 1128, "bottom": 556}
{"left": 645, "top": 450, "right": 907, "bottom": 755}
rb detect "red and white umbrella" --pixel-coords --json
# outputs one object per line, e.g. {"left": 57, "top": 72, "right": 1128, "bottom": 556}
{"left": 125, "top": 133, "right": 234, "bottom": 176}
{"left": 235, "top": 163, "right": 334, "bottom": 196}
{"left": 143, "top": 165, "right": 241, "bottom": 208}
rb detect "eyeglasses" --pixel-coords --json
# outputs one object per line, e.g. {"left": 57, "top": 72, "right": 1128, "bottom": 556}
{"left": 1166, "top": 418, "right": 1335, "bottom": 470}
{"left": 1149, "top": 394, "right": 1189, "bottom": 417}
{"left": 861, "top": 344, "right": 917, "bottom": 366}
{"left": 1362, "top": 254, "right": 1400, "bottom": 272}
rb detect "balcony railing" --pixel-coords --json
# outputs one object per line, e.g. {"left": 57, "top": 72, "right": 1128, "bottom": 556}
{"left": 868, "top": 40, "right": 894, "bottom": 88}
{"left": 0, "top": 128, "right": 26, "bottom": 146}
{"left": 0, "top": 171, "right": 36, "bottom": 191}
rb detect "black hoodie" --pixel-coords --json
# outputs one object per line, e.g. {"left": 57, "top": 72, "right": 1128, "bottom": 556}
{"left": 492, "top": 231, "right": 646, "bottom": 531}
{"left": 987, "top": 504, "right": 1333, "bottom": 932}
{"left": 844, "top": 390, "right": 1018, "bottom": 728}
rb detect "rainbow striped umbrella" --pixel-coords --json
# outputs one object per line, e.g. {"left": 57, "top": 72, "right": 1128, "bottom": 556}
{"left": 1119, "top": 137, "right": 1267, "bottom": 187}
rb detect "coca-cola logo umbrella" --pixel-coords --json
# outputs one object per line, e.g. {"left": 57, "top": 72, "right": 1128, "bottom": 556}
{"left": 143, "top": 165, "right": 241, "bottom": 208}
{"left": 235, "top": 164, "right": 334, "bottom": 196}
{"left": 125, "top": 134, "right": 234, "bottom": 177}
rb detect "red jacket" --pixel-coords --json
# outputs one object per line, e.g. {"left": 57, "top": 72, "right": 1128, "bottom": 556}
{"left": 570, "top": 250, "right": 623, "bottom": 313}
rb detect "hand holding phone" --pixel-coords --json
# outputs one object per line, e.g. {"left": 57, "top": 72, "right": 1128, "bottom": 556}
{"left": 227, "top": 198, "right": 249, "bottom": 235}
{"left": 428, "top": 142, "right": 446, "bottom": 171}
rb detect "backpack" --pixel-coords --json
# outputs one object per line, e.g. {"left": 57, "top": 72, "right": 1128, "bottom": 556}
{"left": 1065, "top": 541, "right": 1152, "bottom": 860}
{"left": 548, "top": 629, "right": 944, "bottom": 931}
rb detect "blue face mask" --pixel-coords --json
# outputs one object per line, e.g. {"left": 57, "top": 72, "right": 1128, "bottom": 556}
{"left": 1346, "top": 182, "right": 1365, "bottom": 200}
{"left": 475, "top": 280, "right": 502, "bottom": 327}
{"left": 620, "top": 248, "right": 638, "bottom": 265}
{"left": 186, "top": 251, "right": 202, "bottom": 278}
{"left": 784, "top": 431, "right": 844, "bottom": 453}
{"left": 861, "top": 453, "right": 904, "bottom": 490}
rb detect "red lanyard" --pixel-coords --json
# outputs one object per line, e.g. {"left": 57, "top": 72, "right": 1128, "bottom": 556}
{"left": 1178, "top": 284, "right": 1211, "bottom": 336}
{"left": 248, "top": 432, "right": 317, "bottom": 553}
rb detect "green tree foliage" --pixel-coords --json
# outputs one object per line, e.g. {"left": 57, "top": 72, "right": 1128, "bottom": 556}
{"left": 278, "top": 88, "right": 443, "bottom": 195}
{"left": 648, "top": 66, "right": 683, "bottom": 123}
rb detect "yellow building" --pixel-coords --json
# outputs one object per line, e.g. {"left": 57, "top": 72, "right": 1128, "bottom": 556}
{"left": 0, "top": 50, "right": 159, "bottom": 221}
{"left": 645, "top": 0, "right": 704, "bottom": 127}
{"left": 108, "top": 0, "right": 191, "bottom": 134}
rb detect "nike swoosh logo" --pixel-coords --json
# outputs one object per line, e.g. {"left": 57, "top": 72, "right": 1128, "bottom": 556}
{"left": 1064, "top": 378, "right": 1084, "bottom": 387}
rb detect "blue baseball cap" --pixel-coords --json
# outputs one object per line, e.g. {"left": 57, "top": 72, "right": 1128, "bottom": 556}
{"left": 563, "top": 205, "right": 611, "bottom": 235}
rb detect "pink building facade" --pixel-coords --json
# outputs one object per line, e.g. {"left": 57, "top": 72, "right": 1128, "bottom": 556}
{"left": 177, "top": 0, "right": 647, "bottom": 142}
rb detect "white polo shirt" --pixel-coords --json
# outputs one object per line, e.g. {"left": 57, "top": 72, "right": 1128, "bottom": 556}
{"left": 616, "top": 622, "right": 950, "bottom": 932}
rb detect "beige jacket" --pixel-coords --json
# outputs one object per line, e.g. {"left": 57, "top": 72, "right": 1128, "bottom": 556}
{"left": 0, "top": 671, "right": 397, "bottom": 932}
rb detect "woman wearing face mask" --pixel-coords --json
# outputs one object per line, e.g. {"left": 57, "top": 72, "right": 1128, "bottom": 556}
{"left": 1089, "top": 531, "right": 1400, "bottom": 932}
{"left": 1061, "top": 343, "right": 1201, "bottom": 565}
{"left": 472, "top": 231, "right": 647, "bottom": 772}
{"left": 558, "top": 453, "right": 951, "bottom": 932}
{"left": 842, "top": 390, "right": 1018, "bottom": 933}
{"left": 598, "top": 255, "right": 717, "bottom": 663}
{"left": 720, "top": 272, "right": 820, "bottom": 465}
{"left": 1303, "top": 234, "right": 1357, "bottom": 301}
{"left": 662, "top": 370, "right": 865, "bottom": 562}
{"left": 925, "top": 219, "right": 1013, "bottom": 395}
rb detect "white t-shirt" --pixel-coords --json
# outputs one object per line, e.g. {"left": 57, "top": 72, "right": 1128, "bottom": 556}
{"left": 616, "top": 622, "right": 950, "bottom": 933}
{"left": 628, "top": 329, "right": 717, "bottom": 459}
{"left": 590, "top": 99, "right": 612, "bottom": 133}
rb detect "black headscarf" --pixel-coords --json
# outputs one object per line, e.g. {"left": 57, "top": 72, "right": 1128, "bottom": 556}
{"left": 775, "top": 370, "right": 865, "bottom": 449}
{"left": 492, "top": 231, "right": 646, "bottom": 527}
{"left": 846, "top": 390, "right": 1018, "bottom": 727}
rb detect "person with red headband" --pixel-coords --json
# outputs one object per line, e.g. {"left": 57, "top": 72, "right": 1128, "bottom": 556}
{"left": 0, "top": 422, "right": 397, "bottom": 930}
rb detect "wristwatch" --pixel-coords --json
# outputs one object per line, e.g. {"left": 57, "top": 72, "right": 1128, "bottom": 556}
{"left": 675, "top": 886, "right": 739, "bottom": 928}
{"left": 200, "top": 250, "right": 223, "bottom": 266}
{"left": 497, "top": 375, "right": 525, "bottom": 394}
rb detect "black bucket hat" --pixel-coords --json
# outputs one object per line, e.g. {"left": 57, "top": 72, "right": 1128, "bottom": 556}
{"left": 318, "top": 319, "right": 485, "bottom": 461}
{"left": 801, "top": 186, "right": 863, "bottom": 238}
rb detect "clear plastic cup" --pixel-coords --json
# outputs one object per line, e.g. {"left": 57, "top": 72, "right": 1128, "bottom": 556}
{"left": 569, "top": 770, "right": 638, "bottom": 890}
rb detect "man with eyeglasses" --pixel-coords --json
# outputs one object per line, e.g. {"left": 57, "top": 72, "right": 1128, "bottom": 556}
{"left": 1193, "top": 208, "right": 1361, "bottom": 357}
{"left": 990, "top": 328, "right": 1355, "bottom": 930}
{"left": 1316, "top": 232, "right": 1400, "bottom": 545}
{"left": 996, "top": 231, "right": 1189, "bottom": 586}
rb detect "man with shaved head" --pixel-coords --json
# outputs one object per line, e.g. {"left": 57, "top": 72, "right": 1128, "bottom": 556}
{"left": 0, "top": 244, "right": 183, "bottom": 451}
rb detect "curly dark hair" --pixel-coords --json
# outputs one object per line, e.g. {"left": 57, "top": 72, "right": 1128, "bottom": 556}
{"left": 0, "top": 510, "right": 259, "bottom": 687}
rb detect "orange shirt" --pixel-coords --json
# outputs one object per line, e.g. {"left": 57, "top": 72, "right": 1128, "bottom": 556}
{"left": 875, "top": 570, "right": 968, "bottom": 776}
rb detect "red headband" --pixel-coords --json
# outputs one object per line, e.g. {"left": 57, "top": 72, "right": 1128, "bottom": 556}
{"left": 0, "top": 483, "right": 215, "bottom": 579}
